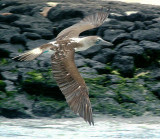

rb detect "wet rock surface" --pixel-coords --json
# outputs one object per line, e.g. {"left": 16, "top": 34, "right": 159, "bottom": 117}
{"left": 0, "top": 0, "right": 160, "bottom": 119}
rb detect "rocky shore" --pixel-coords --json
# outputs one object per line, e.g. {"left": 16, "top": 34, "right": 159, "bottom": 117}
{"left": 0, "top": 0, "right": 160, "bottom": 119}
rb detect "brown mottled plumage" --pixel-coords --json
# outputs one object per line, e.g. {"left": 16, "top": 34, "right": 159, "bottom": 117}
{"left": 12, "top": 8, "right": 111, "bottom": 125}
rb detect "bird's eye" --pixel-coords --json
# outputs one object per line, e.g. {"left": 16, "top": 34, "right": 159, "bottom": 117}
{"left": 96, "top": 39, "right": 101, "bottom": 44}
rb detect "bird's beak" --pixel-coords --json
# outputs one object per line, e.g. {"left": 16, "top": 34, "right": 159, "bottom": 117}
{"left": 99, "top": 40, "right": 113, "bottom": 47}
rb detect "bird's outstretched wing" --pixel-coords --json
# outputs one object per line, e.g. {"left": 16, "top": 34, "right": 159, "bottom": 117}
{"left": 51, "top": 42, "right": 94, "bottom": 125}
{"left": 56, "top": 8, "right": 110, "bottom": 40}
{"left": 12, "top": 43, "right": 53, "bottom": 61}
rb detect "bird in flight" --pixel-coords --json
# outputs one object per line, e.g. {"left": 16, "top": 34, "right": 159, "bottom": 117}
{"left": 13, "top": 8, "right": 112, "bottom": 125}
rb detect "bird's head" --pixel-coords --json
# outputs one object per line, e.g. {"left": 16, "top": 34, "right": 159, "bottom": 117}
{"left": 83, "top": 36, "right": 113, "bottom": 47}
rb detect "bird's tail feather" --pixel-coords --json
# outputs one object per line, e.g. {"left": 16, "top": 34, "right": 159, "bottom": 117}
{"left": 12, "top": 43, "right": 53, "bottom": 61}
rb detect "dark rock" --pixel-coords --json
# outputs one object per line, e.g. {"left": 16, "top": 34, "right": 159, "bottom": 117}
{"left": 0, "top": 29, "right": 19, "bottom": 43}
{"left": 22, "top": 28, "right": 54, "bottom": 40}
{"left": 75, "top": 53, "right": 84, "bottom": 60}
{"left": 1, "top": 71, "right": 18, "bottom": 81}
{"left": 103, "top": 29, "right": 125, "bottom": 42}
{"left": 150, "top": 70, "right": 160, "bottom": 80}
{"left": 0, "top": 62, "right": 16, "bottom": 71}
{"left": 79, "top": 67, "right": 97, "bottom": 74}
{"left": 106, "top": 74, "right": 123, "bottom": 84}
{"left": 118, "top": 45, "right": 144, "bottom": 56}
{"left": 14, "top": 94, "right": 34, "bottom": 110}
{"left": 115, "top": 40, "right": 138, "bottom": 50}
{"left": 112, "top": 33, "right": 131, "bottom": 44}
{"left": 32, "top": 101, "right": 66, "bottom": 117}
{"left": 0, "top": 43, "right": 24, "bottom": 58}
{"left": 131, "top": 28, "right": 160, "bottom": 42}
{"left": 39, "top": 59, "right": 51, "bottom": 68}
{"left": 12, "top": 14, "right": 53, "bottom": 33}
{"left": 0, "top": 80, "right": 6, "bottom": 91}
{"left": 0, "top": 24, "right": 20, "bottom": 31}
{"left": 10, "top": 34, "right": 26, "bottom": 45}
{"left": 75, "top": 59, "right": 86, "bottom": 68}
{"left": 0, "top": 91, "right": 6, "bottom": 99}
{"left": 92, "top": 48, "right": 116, "bottom": 63}
{"left": 84, "top": 59, "right": 108, "bottom": 74}
{"left": 152, "top": 17, "right": 160, "bottom": 23}
{"left": 98, "top": 19, "right": 133, "bottom": 33}
{"left": 118, "top": 45, "right": 145, "bottom": 67}
{"left": 16, "top": 60, "right": 38, "bottom": 69}
{"left": 26, "top": 39, "right": 50, "bottom": 50}
{"left": 125, "top": 12, "right": 156, "bottom": 22}
{"left": 149, "top": 83, "right": 160, "bottom": 98}
{"left": 112, "top": 55, "right": 134, "bottom": 77}
{"left": 0, "top": 14, "right": 19, "bottom": 23}
{"left": 78, "top": 45, "right": 102, "bottom": 58}
{"left": 47, "top": 7, "right": 84, "bottom": 22}
{"left": 148, "top": 23, "right": 160, "bottom": 29}
{"left": 139, "top": 40, "right": 160, "bottom": 59}
{"left": 23, "top": 32, "right": 41, "bottom": 40}
{"left": 10, "top": 4, "right": 36, "bottom": 15}
{"left": 22, "top": 71, "right": 65, "bottom": 100}
{"left": 3, "top": 80, "right": 16, "bottom": 91}
{"left": 11, "top": 21, "right": 31, "bottom": 28}
{"left": 128, "top": 21, "right": 145, "bottom": 31}
{"left": 0, "top": 100, "right": 32, "bottom": 118}
{"left": 144, "top": 21, "right": 153, "bottom": 26}
{"left": 110, "top": 11, "right": 157, "bottom": 22}
{"left": 0, "top": 1, "right": 20, "bottom": 9}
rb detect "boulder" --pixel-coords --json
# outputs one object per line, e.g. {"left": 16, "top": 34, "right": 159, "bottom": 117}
{"left": 150, "top": 70, "right": 160, "bottom": 80}
{"left": 10, "top": 34, "right": 26, "bottom": 45}
{"left": 125, "top": 11, "right": 157, "bottom": 22}
{"left": 118, "top": 45, "right": 144, "bottom": 56}
{"left": 103, "top": 29, "right": 125, "bottom": 42}
{"left": 149, "top": 83, "right": 160, "bottom": 98}
{"left": 22, "top": 28, "right": 54, "bottom": 40}
{"left": 0, "top": 100, "right": 32, "bottom": 118}
{"left": 23, "top": 32, "right": 41, "bottom": 40}
{"left": 0, "top": 80, "right": 6, "bottom": 91}
{"left": 148, "top": 23, "right": 160, "bottom": 29}
{"left": 0, "top": 1, "right": 20, "bottom": 9}
{"left": 0, "top": 14, "right": 19, "bottom": 23}
{"left": 75, "top": 59, "right": 86, "bottom": 68}
{"left": 47, "top": 7, "right": 84, "bottom": 22}
{"left": 131, "top": 28, "right": 160, "bottom": 42}
{"left": 128, "top": 21, "right": 146, "bottom": 31}
{"left": 139, "top": 40, "right": 160, "bottom": 59}
{"left": 98, "top": 19, "right": 133, "bottom": 32}
{"left": 92, "top": 48, "right": 116, "bottom": 64}
{"left": 112, "top": 33, "right": 131, "bottom": 44}
{"left": 106, "top": 74, "right": 123, "bottom": 84}
{"left": 110, "top": 11, "right": 157, "bottom": 22}
{"left": 1, "top": 71, "right": 18, "bottom": 81}
{"left": 112, "top": 55, "right": 134, "bottom": 77}
{"left": 77, "top": 45, "right": 102, "bottom": 58}
{"left": 0, "top": 29, "right": 19, "bottom": 43}
{"left": 79, "top": 67, "right": 97, "bottom": 74}
{"left": 0, "top": 43, "right": 24, "bottom": 58}
{"left": 9, "top": 4, "right": 36, "bottom": 15}
{"left": 3, "top": 80, "right": 16, "bottom": 91}
{"left": 26, "top": 39, "right": 50, "bottom": 50}
{"left": 32, "top": 101, "right": 66, "bottom": 117}
{"left": 84, "top": 59, "right": 108, "bottom": 74}
{"left": 115, "top": 40, "right": 138, "bottom": 50}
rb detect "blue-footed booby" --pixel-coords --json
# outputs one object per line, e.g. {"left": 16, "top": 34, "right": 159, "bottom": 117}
{"left": 13, "top": 8, "right": 112, "bottom": 125}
